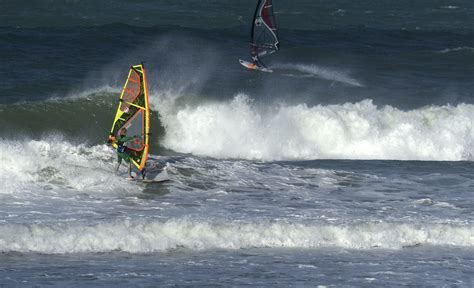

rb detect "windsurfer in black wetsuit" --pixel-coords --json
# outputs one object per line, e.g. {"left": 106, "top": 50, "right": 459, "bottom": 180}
{"left": 250, "top": 44, "right": 265, "bottom": 69}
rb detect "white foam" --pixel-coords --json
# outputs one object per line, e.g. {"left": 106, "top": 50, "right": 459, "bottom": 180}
{"left": 0, "top": 136, "right": 136, "bottom": 196}
{"left": 157, "top": 94, "right": 474, "bottom": 161}
{"left": 412, "top": 198, "right": 459, "bottom": 209}
{"left": 0, "top": 219, "right": 471, "bottom": 253}
{"left": 274, "top": 63, "right": 363, "bottom": 87}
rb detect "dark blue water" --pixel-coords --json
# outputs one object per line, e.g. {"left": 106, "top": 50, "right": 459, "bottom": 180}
{"left": 1, "top": 1, "right": 473, "bottom": 286}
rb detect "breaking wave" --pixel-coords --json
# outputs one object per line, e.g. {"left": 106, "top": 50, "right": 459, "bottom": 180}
{"left": 157, "top": 94, "right": 474, "bottom": 161}
{"left": 0, "top": 219, "right": 471, "bottom": 253}
{"left": 0, "top": 136, "right": 137, "bottom": 196}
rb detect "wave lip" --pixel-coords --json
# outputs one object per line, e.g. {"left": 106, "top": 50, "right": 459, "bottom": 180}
{"left": 0, "top": 219, "right": 472, "bottom": 254}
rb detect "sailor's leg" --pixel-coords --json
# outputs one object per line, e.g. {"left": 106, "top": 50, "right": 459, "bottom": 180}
{"left": 115, "top": 155, "right": 122, "bottom": 173}
{"left": 128, "top": 162, "right": 133, "bottom": 179}
{"left": 141, "top": 167, "right": 146, "bottom": 180}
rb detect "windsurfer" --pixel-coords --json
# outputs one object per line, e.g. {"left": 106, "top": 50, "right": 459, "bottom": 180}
{"left": 108, "top": 128, "right": 139, "bottom": 179}
{"left": 250, "top": 44, "right": 264, "bottom": 69}
{"left": 239, "top": 0, "right": 278, "bottom": 72}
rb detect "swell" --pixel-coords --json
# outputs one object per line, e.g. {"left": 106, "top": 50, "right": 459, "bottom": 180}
{"left": 2, "top": 23, "right": 474, "bottom": 106}
{"left": 2, "top": 1, "right": 473, "bottom": 32}
{"left": 0, "top": 92, "right": 165, "bottom": 146}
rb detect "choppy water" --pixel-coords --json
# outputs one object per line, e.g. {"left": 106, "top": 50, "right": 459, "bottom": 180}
{"left": 1, "top": 0, "right": 474, "bottom": 286}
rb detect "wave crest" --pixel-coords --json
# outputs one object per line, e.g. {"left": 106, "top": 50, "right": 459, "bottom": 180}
{"left": 160, "top": 95, "right": 474, "bottom": 161}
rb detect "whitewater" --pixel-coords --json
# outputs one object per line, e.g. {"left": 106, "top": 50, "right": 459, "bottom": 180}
{"left": 0, "top": 85, "right": 473, "bottom": 285}
{"left": 1, "top": 130, "right": 473, "bottom": 286}
{"left": 2, "top": 0, "right": 474, "bottom": 286}
{"left": 158, "top": 94, "right": 474, "bottom": 161}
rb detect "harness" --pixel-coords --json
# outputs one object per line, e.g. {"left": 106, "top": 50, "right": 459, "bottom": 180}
{"left": 117, "top": 141, "right": 125, "bottom": 153}
{"left": 116, "top": 135, "right": 128, "bottom": 153}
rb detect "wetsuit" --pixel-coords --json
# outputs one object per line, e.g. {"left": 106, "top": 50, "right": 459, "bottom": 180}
{"left": 116, "top": 135, "right": 138, "bottom": 165}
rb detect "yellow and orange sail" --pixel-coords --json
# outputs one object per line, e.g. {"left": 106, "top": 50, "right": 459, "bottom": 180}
{"left": 109, "top": 64, "right": 150, "bottom": 170}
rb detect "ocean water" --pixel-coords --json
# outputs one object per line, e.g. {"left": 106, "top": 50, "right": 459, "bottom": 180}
{"left": 1, "top": 0, "right": 474, "bottom": 286}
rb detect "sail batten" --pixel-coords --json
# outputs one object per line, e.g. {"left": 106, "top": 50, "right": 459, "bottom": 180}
{"left": 109, "top": 64, "right": 150, "bottom": 171}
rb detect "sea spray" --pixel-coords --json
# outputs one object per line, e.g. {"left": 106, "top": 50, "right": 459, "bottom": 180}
{"left": 273, "top": 63, "right": 364, "bottom": 87}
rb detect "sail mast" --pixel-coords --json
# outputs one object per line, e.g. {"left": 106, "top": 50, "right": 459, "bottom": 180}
{"left": 250, "top": 0, "right": 263, "bottom": 43}
{"left": 250, "top": 0, "right": 279, "bottom": 61}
